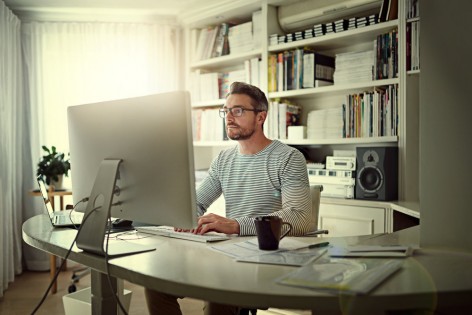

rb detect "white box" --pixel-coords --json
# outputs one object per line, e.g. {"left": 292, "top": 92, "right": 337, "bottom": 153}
{"left": 63, "top": 287, "right": 132, "bottom": 315}
{"left": 288, "top": 126, "right": 306, "bottom": 140}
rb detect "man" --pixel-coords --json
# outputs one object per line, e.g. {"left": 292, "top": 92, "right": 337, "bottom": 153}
{"left": 145, "top": 82, "right": 314, "bottom": 315}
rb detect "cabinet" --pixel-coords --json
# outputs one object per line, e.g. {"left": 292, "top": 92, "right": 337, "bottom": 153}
{"left": 319, "top": 199, "right": 388, "bottom": 237}
{"left": 181, "top": 0, "right": 420, "bottom": 205}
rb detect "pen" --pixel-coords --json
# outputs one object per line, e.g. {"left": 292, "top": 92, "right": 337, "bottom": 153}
{"left": 305, "top": 229, "right": 329, "bottom": 236}
{"left": 308, "top": 241, "right": 330, "bottom": 249}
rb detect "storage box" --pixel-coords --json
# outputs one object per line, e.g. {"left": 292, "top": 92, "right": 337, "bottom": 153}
{"left": 288, "top": 126, "right": 306, "bottom": 140}
{"left": 63, "top": 287, "right": 132, "bottom": 315}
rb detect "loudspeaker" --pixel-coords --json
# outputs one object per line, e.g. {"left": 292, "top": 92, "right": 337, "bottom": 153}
{"left": 356, "top": 147, "right": 398, "bottom": 201}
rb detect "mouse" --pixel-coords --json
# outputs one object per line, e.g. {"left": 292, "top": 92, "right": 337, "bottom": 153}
{"left": 112, "top": 219, "right": 133, "bottom": 228}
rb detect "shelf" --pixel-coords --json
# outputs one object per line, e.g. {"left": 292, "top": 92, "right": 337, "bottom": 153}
{"left": 192, "top": 99, "right": 225, "bottom": 108}
{"left": 407, "top": 69, "right": 420, "bottom": 75}
{"left": 406, "top": 17, "right": 420, "bottom": 23}
{"left": 268, "top": 78, "right": 399, "bottom": 99}
{"left": 190, "top": 49, "right": 262, "bottom": 70}
{"left": 194, "top": 136, "right": 397, "bottom": 147}
{"left": 282, "top": 136, "right": 398, "bottom": 146}
{"left": 268, "top": 20, "right": 398, "bottom": 53}
{"left": 193, "top": 140, "right": 237, "bottom": 147}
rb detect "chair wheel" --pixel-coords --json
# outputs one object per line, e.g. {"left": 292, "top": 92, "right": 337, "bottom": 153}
{"left": 68, "top": 284, "right": 77, "bottom": 293}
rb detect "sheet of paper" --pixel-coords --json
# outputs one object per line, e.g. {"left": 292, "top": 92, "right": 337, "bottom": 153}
{"left": 328, "top": 245, "right": 414, "bottom": 257}
{"left": 237, "top": 247, "right": 328, "bottom": 266}
{"left": 211, "top": 237, "right": 308, "bottom": 259}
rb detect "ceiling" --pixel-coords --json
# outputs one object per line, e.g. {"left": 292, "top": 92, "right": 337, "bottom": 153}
{"left": 2, "top": 0, "right": 221, "bottom": 22}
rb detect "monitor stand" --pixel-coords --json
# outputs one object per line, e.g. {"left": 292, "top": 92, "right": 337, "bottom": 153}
{"left": 76, "top": 159, "right": 155, "bottom": 257}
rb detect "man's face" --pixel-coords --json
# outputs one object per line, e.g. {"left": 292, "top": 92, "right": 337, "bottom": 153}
{"left": 223, "top": 94, "right": 259, "bottom": 141}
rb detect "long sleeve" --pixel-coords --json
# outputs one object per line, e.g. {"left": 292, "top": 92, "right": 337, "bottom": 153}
{"left": 235, "top": 149, "right": 313, "bottom": 236}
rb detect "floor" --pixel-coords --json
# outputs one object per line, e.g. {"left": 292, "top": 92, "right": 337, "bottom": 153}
{"left": 0, "top": 263, "right": 203, "bottom": 315}
{"left": 0, "top": 263, "right": 310, "bottom": 315}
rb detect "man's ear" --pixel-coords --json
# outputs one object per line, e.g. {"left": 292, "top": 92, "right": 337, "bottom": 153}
{"left": 258, "top": 111, "right": 267, "bottom": 124}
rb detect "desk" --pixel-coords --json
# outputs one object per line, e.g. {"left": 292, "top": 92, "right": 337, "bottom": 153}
{"left": 29, "top": 189, "right": 72, "bottom": 294}
{"left": 23, "top": 214, "right": 472, "bottom": 315}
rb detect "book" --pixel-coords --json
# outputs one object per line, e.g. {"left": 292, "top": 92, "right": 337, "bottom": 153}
{"left": 328, "top": 245, "right": 414, "bottom": 258}
{"left": 277, "top": 52, "right": 284, "bottom": 91}
{"left": 387, "top": 0, "right": 398, "bottom": 21}
{"left": 302, "top": 50, "right": 335, "bottom": 88}
{"left": 379, "top": 0, "right": 389, "bottom": 22}
{"left": 237, "top": 247, "right": 327, "bottom": 267}
{"left": 277, "top": 256, "right": 404, "bottom": 294}
{"left": 268, "top": 54, "right": 277, "bottom": 92}
{"left": 211, "top": 23, "right": 230, "bottom": 58}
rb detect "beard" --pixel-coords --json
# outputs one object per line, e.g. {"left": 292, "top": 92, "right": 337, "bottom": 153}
{"left": 226, "top": 123, "right": 256, "bottom": 140}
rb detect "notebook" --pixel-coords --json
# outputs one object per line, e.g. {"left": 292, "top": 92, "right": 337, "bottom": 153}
{"left": 37, "top": 177, "right": 83, "bottom": 227}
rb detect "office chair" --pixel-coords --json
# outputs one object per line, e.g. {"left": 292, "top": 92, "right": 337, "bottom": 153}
{"left": 68, "top": 265, "right": 90, "bottom": 293}
{"left": 239, "top": 185, "right": 324, "bottom": 315}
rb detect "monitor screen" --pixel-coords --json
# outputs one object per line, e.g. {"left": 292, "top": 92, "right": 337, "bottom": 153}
{"left": 67, "top": 91, "right": 197, "bottom": 233}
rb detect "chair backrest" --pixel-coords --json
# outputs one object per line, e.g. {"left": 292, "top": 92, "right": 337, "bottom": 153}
{"left": 310, "top": 185, "right": 323, "bottom": 230}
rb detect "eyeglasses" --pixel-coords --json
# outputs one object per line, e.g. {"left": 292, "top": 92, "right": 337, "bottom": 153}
{"left": 219, "top": 107, "right": 262, "bottom": 118}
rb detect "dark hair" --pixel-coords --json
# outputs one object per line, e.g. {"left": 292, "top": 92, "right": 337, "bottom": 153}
{"left": 226, "top": 82, "right": 268, "bottom": 112}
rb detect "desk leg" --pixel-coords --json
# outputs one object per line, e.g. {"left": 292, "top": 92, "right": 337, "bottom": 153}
{"left": 49, "top": 255, "right": 57, "bottom": 294}
{"left": 91, "top": 270, "right": 118, "bottom": 315}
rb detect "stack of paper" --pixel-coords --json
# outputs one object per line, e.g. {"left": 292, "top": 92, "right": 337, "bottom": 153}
{"left": 307, "top": 107, "right": 344, "bottom": 139}
{"left": 334, "top": 50, "right": 374, "bottom": 84}
{"left": 277, "top": 256, "right": 403, "bottom": 294}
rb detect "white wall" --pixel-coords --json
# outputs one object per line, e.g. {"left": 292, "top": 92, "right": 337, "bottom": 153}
{"left": 420, "top": 0, "right": 472, "bottom": 251}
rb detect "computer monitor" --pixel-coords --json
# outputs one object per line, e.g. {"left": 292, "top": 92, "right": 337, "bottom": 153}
{"left": 67, "top": 91, "right": 197, "bottom": 256}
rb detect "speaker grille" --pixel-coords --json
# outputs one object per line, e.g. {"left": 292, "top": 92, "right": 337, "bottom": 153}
{"left": 358, "top": 166, "right": 383, "bottom": 193}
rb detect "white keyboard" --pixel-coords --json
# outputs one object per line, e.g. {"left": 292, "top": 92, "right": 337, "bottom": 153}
{"left": 135, "top": 226, "right": 230, "bottom": 243}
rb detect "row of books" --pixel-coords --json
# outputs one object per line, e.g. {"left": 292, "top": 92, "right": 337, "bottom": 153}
{"left": 268, "top": 49, "right": 335, "bottom": 92}
{"left": 344, "top": 85, "right": 399, "bottom": 138}
{"left": 406, "top": 0, "right": 420, "bottom": 19}
{"left": 264, "top": 100, "right": 302, "bottom": 140}
{"left": 189, "top": 57, "right": 261, "bottom": 102}
{"left": 269, "top": 14, "right": 379, "bottom": 46}
{"left": 192, "top": 84, "right": 397, "bottom": 142}
{"left": 192, "top": 99, "right": 302, "bottom": 142}
{"left": 191, "top": 11, "right": 261, "bottom": 62}
{"left": 406, "top": 21, "right": 420, "bottom": 71}
{"left": 192, "top": 108, "right": 226, "bottom": 142}
{"left": 306, "top": 85, "right": 398, "bottom": 140}
{"left": 374, "top": 30, "right": 398, "bottom": 79}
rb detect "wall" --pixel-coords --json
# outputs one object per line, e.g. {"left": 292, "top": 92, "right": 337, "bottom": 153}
{"left": 420, "top": 0, "right": 472, "bottom": 251}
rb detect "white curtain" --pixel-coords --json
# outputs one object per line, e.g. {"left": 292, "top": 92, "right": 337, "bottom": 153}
{"left": 21, "top": 21, "right": 181, "bottom": 270}
{"left": 0, "top": 1, "right": 24, "bottom": 298}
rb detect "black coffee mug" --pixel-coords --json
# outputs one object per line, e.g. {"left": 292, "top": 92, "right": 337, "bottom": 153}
{"left": 254, "top": 216, "right": 292, "bottom": 250}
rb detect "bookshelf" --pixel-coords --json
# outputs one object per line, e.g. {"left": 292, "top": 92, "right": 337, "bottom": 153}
{"left": 182, "top": 0, "right": 420, "bottom": 206}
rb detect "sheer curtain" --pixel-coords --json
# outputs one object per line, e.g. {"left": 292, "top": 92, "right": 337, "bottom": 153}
{"left": 0, "top": 1, "right": 24, "bottom": 297}
{"left": 21, "top": 21, "right": 181, "bottom": 270}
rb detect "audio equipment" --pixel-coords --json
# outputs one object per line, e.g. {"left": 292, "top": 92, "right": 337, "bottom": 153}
{"left": 308, "top": 168, "right": 355, "bottom": 199}
{"left": 326, "top": 156, "right": 356, "bottom": 170}
{"left": 356, "top": 147, "right": 398, "bottom": 201}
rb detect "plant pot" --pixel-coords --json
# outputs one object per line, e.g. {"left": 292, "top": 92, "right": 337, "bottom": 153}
{"left": 50, "top": 175, "right": 64, "bottom": 190}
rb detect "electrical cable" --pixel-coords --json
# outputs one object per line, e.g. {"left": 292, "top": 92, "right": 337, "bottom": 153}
{"left": 32, "top": 198, "right": 131, "bottom": 315}
{"left": 103, "top": 202, "right": 129, "bottom": 315}
{"left": 31, "top": 202, "right": 96, "bottom": 315}
{"left": 69, "top": 197, "right": 89, "bottom": 230}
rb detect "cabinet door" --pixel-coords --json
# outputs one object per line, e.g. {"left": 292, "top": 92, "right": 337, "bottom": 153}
{"left": 319, "top": 203, "right": 386, "bottom": 237}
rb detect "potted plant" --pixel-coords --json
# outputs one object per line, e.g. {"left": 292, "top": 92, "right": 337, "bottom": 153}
{"left": 36, "top": 145, "right": 71, "bottom": 189}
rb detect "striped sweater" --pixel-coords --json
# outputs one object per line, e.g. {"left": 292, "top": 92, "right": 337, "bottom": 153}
{"left": 196, "top": 140, "right": 313, "bottom": 236}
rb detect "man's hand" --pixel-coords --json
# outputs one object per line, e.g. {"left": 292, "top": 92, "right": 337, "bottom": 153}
{"left": 194, "top": 213, "right": 240, "bottom": 235}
